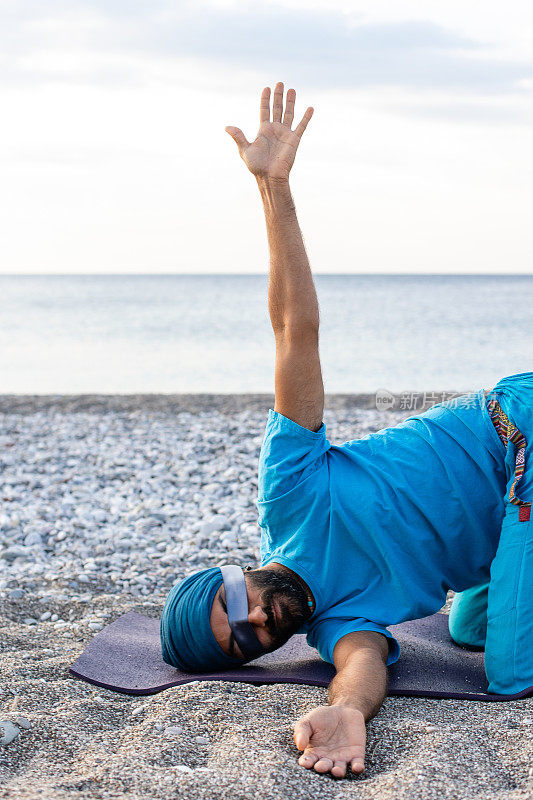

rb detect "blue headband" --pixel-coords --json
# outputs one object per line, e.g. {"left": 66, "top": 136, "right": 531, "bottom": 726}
{"left": 220, "top": 564, "right": 264, "bottom": 659}
{"left": 160, "top": 566, "right": 261, "bottom": 673}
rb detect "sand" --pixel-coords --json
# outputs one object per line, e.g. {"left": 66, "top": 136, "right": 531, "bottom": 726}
{"left": 1, "top": 395, "right": 532, "bottom": 800}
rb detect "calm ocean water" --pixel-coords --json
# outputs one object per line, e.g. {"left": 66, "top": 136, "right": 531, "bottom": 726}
{"left": 0, "top": 274, "right": 531, "bottom": 394}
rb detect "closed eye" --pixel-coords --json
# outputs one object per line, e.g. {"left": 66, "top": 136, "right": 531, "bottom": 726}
{"left": 219, "top": 591, "right": 237, "bottom": 658}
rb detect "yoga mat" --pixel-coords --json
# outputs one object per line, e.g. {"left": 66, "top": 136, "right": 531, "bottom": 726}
{"left": 69, "top": 611, "right": 533, "bottom": 701}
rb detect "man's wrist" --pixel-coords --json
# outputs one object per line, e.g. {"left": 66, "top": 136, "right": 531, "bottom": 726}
{"left": 256, "top": 175, "right": 294, "bottom": 215}
{"left": 255, "top": 174, "right": 290, "bottom": 191}
{"left": 330, "top": 699, "right": 368, "bottom": 720}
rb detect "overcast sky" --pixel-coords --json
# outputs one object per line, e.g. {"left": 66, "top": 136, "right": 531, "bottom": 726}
{"left": 2, "top": 0, "right": 533, "bottom": 274}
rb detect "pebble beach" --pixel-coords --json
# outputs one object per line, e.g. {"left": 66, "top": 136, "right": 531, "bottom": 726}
{"left": 1, "top": 394, "right": 532, "bottom": 800}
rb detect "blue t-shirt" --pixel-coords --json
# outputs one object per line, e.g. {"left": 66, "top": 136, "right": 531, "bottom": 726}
{"left": 256, "top": 390, "right": 507, "bottom": 667}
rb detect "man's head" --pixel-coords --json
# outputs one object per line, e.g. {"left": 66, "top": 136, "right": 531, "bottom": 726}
{"left": 211, "top": 565, "right": 313, "bottom": 659}
{"left": 160, "top": 563, "right": 313, "bottom": 672}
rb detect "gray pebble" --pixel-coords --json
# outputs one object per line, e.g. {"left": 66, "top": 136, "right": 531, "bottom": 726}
{"left": 2, "top": 546, "right": 30, "bottom": 562}
{"left": 24, "top": 532, "right": 43, "bottom": 547}
{"left": 0, "top": 721, "right": 20, "bottom": 745}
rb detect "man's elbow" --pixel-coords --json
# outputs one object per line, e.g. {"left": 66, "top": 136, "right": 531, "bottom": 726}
{"left": 333, "top": 631, "right": 389, "bottom": 671}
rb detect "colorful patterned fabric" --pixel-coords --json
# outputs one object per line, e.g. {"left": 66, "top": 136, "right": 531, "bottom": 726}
{"left": 487, "top": 397, "right": 531, "bottom": 508}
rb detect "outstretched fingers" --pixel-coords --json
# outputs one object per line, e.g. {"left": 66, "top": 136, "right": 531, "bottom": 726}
{"left": 260, "top": 86, "right": 271, "bottom": 123}
{"left": 283, "top": 88, "right": 296, "bottom": 127}
{"left": 294, "top": 106, "right": 314, "bottom": 138}
{"left": 259, "top": 84, "right": 312, "bottom": 135}
{"left": 272, "top": 81, "right": 284, "bottom": 122}
{"left": 225, "top": 126, "right": 250, "bottom": 153}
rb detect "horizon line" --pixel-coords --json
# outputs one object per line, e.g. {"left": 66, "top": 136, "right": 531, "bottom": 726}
{"left": 1, "top": 272, "right": 533, "bottom": 278}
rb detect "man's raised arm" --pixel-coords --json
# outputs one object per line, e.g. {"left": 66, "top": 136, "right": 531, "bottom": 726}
{"left": 226, "top": 82, "right": 324, "bottom": 433}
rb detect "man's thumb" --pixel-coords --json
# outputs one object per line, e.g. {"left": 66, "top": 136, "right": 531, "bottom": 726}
{"left": 225, "top": 126, "right": 249, "bottom": 152}
{"left": 293, "top": 719, "right": 311, "bottom": 750}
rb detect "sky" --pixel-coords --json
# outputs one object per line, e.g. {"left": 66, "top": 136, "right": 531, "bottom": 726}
{"left": 1, "top": 0, "right": 533, "bottom": 274}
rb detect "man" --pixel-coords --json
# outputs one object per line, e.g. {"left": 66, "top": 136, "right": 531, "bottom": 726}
{"left": 160, "top": 83, "right": 533, "bottom": 779}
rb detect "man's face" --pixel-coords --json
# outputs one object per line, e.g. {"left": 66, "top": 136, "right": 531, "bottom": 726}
{"left": 209, "top": 566, "right": 311, "bottom": 659}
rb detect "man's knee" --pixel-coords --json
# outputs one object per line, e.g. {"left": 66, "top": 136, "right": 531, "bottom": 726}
{"left": 448, "top": 584, "right": 489, "bottom": 649}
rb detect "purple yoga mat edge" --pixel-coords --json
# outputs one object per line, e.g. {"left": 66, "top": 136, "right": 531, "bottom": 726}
{"left": 67, "top": 665, "right": 533, "bottom": 703}
{"left": 67, "top": 611, "right": 533, "bottom": 702}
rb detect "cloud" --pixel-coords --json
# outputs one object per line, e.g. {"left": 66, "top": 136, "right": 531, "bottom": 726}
{"left": 393, "top": 97, "right": 533, "bottom": 127}
{"left": 2, "top": 0, "right": 533, "bottom": 96}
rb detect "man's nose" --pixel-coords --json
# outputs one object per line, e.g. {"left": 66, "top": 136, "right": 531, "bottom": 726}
{"left": 248, "top": 605, "right": 268, "bottom": 626}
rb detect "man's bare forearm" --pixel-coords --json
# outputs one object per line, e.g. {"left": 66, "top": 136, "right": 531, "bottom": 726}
{"left": 328, "top": 647, "right": 387, "bottom": 722}
{"left": 294, "top": 640, "right": 386, "bottom": 776}
{"left": 256, "top": 176, "right": 319, "bottom": 334}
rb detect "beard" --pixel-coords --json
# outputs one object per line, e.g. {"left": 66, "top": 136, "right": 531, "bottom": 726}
{"left": 245, "top": 567, "right": 312, "bottom": 652}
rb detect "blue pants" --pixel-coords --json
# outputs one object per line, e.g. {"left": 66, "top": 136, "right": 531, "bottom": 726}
{"left": 449, "top": 372, "right": 533, "bottom": 694}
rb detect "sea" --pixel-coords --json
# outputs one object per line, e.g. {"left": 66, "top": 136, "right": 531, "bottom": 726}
{"left": 0, "top": 274, "right": 531, "bottom": 395}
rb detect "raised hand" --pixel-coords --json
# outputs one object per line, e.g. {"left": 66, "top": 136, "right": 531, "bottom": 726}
{"left": 293, "top": 705, "right": 367, "bottom": 779}
{"left": 225, "top": 82, "right": 314, "bottom": 181}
